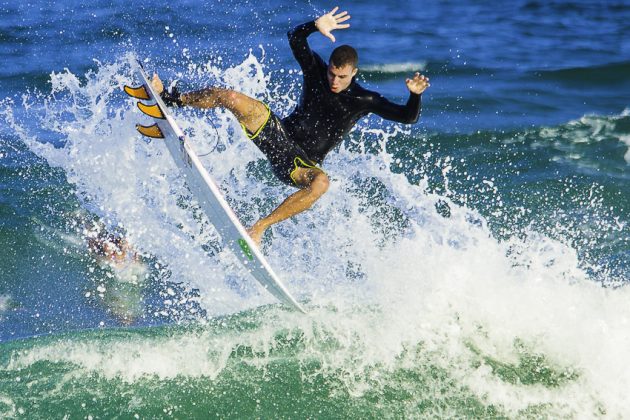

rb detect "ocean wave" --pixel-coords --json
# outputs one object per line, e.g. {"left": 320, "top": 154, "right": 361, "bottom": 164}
{"left": 534, "top": 109, "right": 630, "bottom": 170}
{"left": 0, "top": 295, "right": 10, "bottom": 314}
{"left": 622, "top": 108, "right": 630, "bottom": 163}
{"left": 0, "top": 72, "right": 55, "bottom": 92}
{"left": 2, "top": 53, "right": 630, "bottom": 418}
{"left": 2, "top": 278, "right": 630, "bottom": 419}
{"left": 361, "top": 61, "right": 427, "bottom": 74}
{"left": 536, "top": 61, "right": 630, "bottom": 85}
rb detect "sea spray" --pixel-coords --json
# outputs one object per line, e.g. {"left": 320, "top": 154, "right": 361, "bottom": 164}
{"left": 2, "top": 52, "right": 629, "bottom": 417}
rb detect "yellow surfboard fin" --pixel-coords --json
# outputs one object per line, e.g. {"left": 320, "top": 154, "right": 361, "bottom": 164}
{"left": 124, "top": 85, "right": 150, "bottom": 100}
{"left": 137, "top": 102, "right": 165, "bottom": 119}
{"left": 136, "top": 123, "right": 164, "bottom": 138}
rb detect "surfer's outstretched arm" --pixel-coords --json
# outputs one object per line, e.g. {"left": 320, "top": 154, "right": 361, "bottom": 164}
{"left": 150, "top": 74, "right": 269, "bottom": 136}
{"left": 366, "top": 73, "right": 430, "bottom": 123}
{"left": 288, "top": 7, "right": 351, "bottom": 72}
{"left": 314, "top": 7, "right": 351, "bottom": 43}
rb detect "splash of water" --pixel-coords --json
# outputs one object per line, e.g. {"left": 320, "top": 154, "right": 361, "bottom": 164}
{"left": 3, "top": 52, "right": 630, "bottom": 416}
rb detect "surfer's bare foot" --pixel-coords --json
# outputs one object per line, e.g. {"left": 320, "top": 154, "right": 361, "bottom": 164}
{"left": 247, "top": 223, "right": 265, "bottom": 247}
{"left": 151, "top": 73, "right": 164, "bottom": 95}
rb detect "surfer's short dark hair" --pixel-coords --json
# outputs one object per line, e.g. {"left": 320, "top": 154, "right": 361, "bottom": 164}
{"left": 330, "top": 45, "right": 358, "bottom": 69}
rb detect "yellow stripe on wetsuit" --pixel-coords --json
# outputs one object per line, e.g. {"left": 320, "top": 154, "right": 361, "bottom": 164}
{"left": 241, "top": 104, "right": 271, "bottom": 140}
{"left": 240, "top": 104, "right": 324, "bottom": 186}
{"left": 290, "top": 156, "right": 319, "bottom": 185}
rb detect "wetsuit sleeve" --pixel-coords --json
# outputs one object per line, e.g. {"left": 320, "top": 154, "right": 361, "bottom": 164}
{"left": 287, "top": 21, "right": 319, "bottom": 72}
{"left": 368, "top": 92, "right": 422, "bottom": 124}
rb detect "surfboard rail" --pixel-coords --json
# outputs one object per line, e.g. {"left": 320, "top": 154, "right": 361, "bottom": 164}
{"left": 124, "top": 60, "right": 306, "bottom": 314}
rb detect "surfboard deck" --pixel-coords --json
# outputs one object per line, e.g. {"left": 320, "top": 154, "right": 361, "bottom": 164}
{"left": 124, "top": 60, "right": 306, "bottom": 314}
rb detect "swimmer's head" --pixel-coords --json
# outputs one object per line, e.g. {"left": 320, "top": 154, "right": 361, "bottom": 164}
{"left": 89, "top": 233, "right": 126, "bottom": 258}
{"left": 103, "top": 235, "right": 125, "bottom": 255}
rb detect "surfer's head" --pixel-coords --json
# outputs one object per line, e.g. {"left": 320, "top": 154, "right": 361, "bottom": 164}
{"left": 328, "top": 45, "right": 358, "bottom": 93}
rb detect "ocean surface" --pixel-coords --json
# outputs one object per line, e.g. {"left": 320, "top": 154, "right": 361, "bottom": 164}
{"left": 1, "top": 0, "right": 629, "bottom": 418}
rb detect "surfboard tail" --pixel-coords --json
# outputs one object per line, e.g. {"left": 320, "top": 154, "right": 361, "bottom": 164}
{"left": 126, "top": 83, "right": 166, "bottom": 138}
{"left": 123, "top": 85, "right": 150, "bottom": 100}
{"left": 137, "top": 102, "right": 165, "bottom": 119}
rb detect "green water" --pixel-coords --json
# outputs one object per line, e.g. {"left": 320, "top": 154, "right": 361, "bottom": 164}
{"left": 1, "top": 307, "right": 587, "bottom": 419}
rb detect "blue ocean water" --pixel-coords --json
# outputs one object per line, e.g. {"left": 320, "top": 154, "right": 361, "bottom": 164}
{"left": 1, "top": 0, "right": 629, "bottom": 417}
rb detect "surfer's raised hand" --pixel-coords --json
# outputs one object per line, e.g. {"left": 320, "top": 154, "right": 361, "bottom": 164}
{"left": 406, "top": 72, "right": 430, "bottom": 95}
{"left": 315, "top": 6, "right": 351, "bottom": 43}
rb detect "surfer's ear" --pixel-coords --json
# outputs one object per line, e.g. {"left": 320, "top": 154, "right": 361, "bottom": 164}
{"left": 352, "top": 67, "right": 358, "bottom": 77}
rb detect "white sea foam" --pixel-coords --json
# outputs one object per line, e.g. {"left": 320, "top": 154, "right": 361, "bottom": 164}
{"left": 621, "top": 134, "right": 630, "bottom": 163}
{"left": 0, "top": 395, "right": 16, "bottom": 418}
{"left": 6, "top": 330, "right": 235, "bottom": 382}
{"left": 361, "top": 61, "right": 427, "bottom": 73}
{"left": 621, "top": 106, "right": 630, "bottom": 163}
{"left": 0, "top": 295, "right": 10, "bottom": 314}
{"left": 537, "top": 108, "right": 630, "bottom": 169}
{"left": 3, "top": 54, "right": 630, "bottom": 417}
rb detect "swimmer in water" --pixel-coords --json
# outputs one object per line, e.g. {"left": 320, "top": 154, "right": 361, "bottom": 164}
{"left": 87, "top": 232, "right": 136, "bottom": 265}
{"left": 84, "top": 222, "right": 147, "bottom": 325}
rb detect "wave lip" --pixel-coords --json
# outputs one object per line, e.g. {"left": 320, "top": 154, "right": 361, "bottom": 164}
{"left": 537, "top": 60, "right": 630, "bottom": 85}
{"left": 361, "top": 61, "right": 427, "bottom": 74}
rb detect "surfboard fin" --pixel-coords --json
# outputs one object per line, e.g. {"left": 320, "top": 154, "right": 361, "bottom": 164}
{"left": 124, "top": 85, "right": 150, "bottom": 100}
{"left": 137, "top": 102, "right": 165, "bottom": 119}
{"left": 136, "top": 123, "right": 164, "bottom": 139}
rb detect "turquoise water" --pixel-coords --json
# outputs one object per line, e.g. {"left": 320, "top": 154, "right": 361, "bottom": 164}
{"left": 1, "top": 0, "right": 629, "bottom": 417}
{"left": 1, "top": 308, "right": 585, "bottom": 418}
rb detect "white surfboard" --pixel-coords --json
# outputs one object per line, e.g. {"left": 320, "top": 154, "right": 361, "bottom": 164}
{"left": 124, "top": 60, "right": 306, "bottom": 313}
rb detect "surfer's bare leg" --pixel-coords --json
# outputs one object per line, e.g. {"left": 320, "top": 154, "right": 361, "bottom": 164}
{"left": 247, "top": 168, "right": 329, "bottom": 245}
{"left": 151, "top": 75, "right": 329, "bottom": 245}
{"left": 151, "top": 74, "right": 268, "bottom": 134}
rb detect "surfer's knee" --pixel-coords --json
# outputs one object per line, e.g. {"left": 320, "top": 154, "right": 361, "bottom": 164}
{"left": 309, "top": 171, "right": 329, "bottom": 197}
{"left": 219, "top": 89, "right": 241, "bottom": 107}
{"left": 217, "top": 89, "right": 253, "bottom": 109}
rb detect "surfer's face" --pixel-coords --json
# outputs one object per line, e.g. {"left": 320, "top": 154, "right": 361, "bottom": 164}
{"left": 327, "top": 64, "right": 357, "bottom": 93}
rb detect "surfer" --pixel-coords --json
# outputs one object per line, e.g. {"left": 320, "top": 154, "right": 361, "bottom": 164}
{"left": 152, "top": 7, "right": 429, "bottom": 245}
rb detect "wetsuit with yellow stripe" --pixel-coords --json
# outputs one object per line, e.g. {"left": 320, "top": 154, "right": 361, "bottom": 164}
{"left": 242, "top": 106, "right": 319, "bottom": 186}
{"left": 246, "top": 20, "right": 422, "bottom": 186}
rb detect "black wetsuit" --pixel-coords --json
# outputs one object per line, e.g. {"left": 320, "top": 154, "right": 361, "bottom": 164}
{"left": 248, "top": 20, "right": 422, "bottom": 186}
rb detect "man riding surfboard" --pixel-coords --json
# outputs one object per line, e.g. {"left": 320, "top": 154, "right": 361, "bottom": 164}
{"left": 152, "top": 7, "right": 430, "bottom": 246}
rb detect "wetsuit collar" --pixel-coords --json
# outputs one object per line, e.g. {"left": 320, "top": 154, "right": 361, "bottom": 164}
{"left": 338, "top": 78, "right": 357, "bottom": 94}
